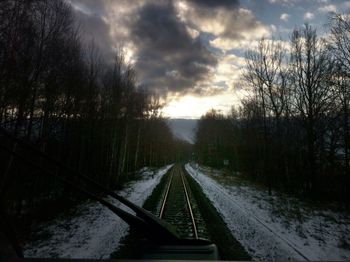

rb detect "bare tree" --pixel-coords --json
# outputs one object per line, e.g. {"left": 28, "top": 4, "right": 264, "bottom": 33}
{"left": 329, "top": 13, "right": 350, "bottom": 177}
{"left": 243, "top": 38, "right": 289, "bottom": 193}
{"left": 289, "top": 24, "right": 335, "bottom": 193}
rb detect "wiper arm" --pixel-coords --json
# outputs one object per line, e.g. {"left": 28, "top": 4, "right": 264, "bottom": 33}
{"left": 0, "top": 128, "right": 180, "bottom": 245}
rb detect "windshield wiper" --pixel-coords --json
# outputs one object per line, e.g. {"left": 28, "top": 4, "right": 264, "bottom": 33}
{"left": 0, "top": 127, "right": 180, "bottom": 258}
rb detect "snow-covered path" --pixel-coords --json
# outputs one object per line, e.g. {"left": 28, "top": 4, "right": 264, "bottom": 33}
{"left": 24, "top": 164, "right": 172, "bottom": 259}
{"left": 185, "top": 163, "right": 350, "bottom": 261}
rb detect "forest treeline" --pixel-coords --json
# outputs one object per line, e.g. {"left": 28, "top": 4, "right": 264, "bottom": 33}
{"left": 0, "top": 0, "right": 189, "bottom": 215}
{"left": 195, "top": 15, "right": 350, "bottom": 200}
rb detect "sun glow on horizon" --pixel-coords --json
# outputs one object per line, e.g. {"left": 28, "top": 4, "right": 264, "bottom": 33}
{"left": 161, "top": 92, "right": 244, "bottom": 119}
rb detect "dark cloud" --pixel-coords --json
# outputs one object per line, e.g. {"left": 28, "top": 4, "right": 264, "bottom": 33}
{"left": 130, "top": 2, "right": 217, "bottom": 95}
{"left": 74, "top": 9, "right": 113, "bottom": 61}
{"left": 183, "top": 0, "right": 268, "bottom": 43}
{"left": 68, "top": 0, "right": 107, "bottom": 16}
{"left": 67, "top": 0, "right": 114, "bottom": 61}
{"left": 221, "top": 10, "right": 263, "bottom": 40}
{"left": 185, "top": 0, "right": 239, "bottom": 9}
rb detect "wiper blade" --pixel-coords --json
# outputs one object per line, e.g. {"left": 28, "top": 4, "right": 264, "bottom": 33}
{"left": 0, "top": 128, "right": 180, "bottom": 245}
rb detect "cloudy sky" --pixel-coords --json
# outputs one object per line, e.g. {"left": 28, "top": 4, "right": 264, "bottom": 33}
{"left": 68, "top": 0, "right": 350, "bottom": 118}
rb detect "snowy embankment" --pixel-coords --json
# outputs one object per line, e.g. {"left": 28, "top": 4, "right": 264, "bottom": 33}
{"left": 185, "top": 163, "right": 350, "bottom": 261}
{"left": 24, "top": 164, "right": 173, "bottom": 259}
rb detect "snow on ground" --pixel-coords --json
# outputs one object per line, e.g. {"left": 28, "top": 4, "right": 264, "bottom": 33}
{"left": 185, "top": 163, "right": 350, "bottom": 261}
{"left": 24, "top": 164, "right": 173, "bottom": 259}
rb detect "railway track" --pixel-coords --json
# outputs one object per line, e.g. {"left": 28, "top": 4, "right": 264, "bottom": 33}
{"left": 158, "top": 164, "right": 208, "bottom": 239}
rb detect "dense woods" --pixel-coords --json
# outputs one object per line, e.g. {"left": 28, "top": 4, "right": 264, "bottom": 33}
{"left": 0, "top": 0, "right": 187, "bottom": 216}
{"left": 195, "top": 16, "right": 350, "bottom": 200}
{"left": 0, "top": 0, "right": 348, "bottom": 218}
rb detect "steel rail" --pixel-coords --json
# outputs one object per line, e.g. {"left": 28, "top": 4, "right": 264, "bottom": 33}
{"left": 180, "top": 168, "right": 198, "bottom": 239}
{"left": 194, "top": 170, "right": 311, "bottom": 261}
{"left": 159, "top": 168, "right": 174, "bottom": 219}
{"left": 159, "top": 165, "right": 199, "bottom": 239}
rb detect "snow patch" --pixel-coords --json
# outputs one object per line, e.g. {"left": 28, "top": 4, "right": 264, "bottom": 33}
{"left": 185, "top": 163, "right": 350, "bottom": 261}
{"left": 24, "top": 164, "right": 173, "bottom": 259}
